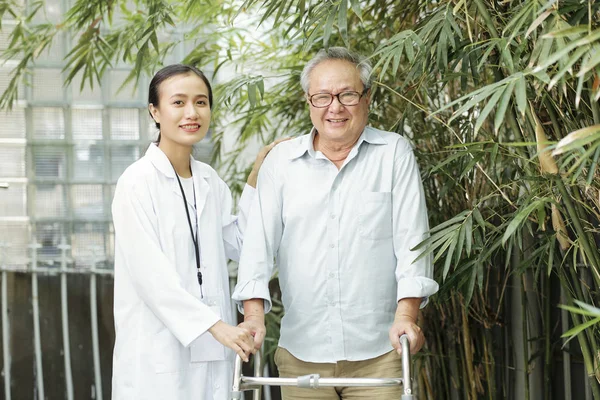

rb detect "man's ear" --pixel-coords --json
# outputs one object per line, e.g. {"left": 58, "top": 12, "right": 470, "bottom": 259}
{"left": 365, "top": 89, "right": 372, "bottom": 106}
{"left": 149, "top": 104, "right": 160, "bottom": 124}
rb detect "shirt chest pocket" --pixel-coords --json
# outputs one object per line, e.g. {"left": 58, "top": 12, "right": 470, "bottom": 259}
{"left": 357, "top": 191, "right": 393, "bottom": 240}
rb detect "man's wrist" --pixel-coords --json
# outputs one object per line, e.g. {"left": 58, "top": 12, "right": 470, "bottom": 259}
{"left": 394, "top": 313, "right": 417, "bottom": 323}
{"left": 244, "top": 313, "right": 264, "bottom": 322}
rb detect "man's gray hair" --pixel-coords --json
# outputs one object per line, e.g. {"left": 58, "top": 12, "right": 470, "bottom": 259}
{"left": 300, "top": 47, "right": 373, "bottom": 94}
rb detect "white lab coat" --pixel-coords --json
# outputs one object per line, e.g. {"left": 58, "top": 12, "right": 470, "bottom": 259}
{"left": 111, "top": 143, "right": 254, "bottom": 399}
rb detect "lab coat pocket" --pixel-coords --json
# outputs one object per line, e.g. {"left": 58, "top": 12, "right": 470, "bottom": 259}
{"left": 190, "top": 303, "right": 227, "bottom": 363}
{"left": 358, "top": 191, "right": 393, "bottom": 240}
{"left": 153, "top": 328, "right": 183, "bottom": 374}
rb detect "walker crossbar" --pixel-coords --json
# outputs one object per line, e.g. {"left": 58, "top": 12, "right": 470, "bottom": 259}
{"left": 231, "top": 334, "right": 414, "bottom": 399}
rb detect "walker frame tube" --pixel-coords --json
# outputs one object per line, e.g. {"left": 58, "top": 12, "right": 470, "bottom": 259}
{"left": 231, "top": 334, "right": 414, "bottom": 399}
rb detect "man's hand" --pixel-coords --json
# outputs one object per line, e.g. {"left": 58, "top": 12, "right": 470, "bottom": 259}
{"left": 238, "top": 316, "right": 267, "bottom": 351}
{"left": 241, "top": 298, "right": 267, "bottom": 350}
{"left": 390, "top": 297, "right": 425, "bottom": 355}
{"left": 208, "top": 321, "right": 254, "bottom": 362}
{"left": 246, "top": 137, "right": 291, "bottom": 188}
{"left": 389, "top": 316, "right": 425, "bottom": 356}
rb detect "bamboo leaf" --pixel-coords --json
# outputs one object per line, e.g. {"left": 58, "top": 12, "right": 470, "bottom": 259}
{"left": 455, "top": 224, "right": 465, "bottom": 264}
{"left": 349, "top": 0, "right": 362, "bottom": 19}
{"left": 429, "top": 210, "right": 469, "bottom": 233}
{"left": 525, "top": 10, "right": 552, "bottom": 38}
{"left": 575, "top": 66, "right": 585, "bottom": 107}
{"left": 548, "top": 46, "right": 589, "bottom": 89}
{"left": 474, "top": 86, "right": 504, "bottom": 136}
{"left": 443, "top": 233, "right": 458, "bottom": 281}
{"left": 473, "top": 208, "right": 486, "bottom": 231}
{"left": 547, "top": 232, "right": 555, "bottom": 276}
{"left": 338, "top": 0, "right": 348, "bottom": 45}
{"left": 552, "top": 124, "right": 600, "bottom": 155}
{"left": 531, "top": 105, "right": 559, "bottom": 174}
{"left": 256, "top": 78, "right": 264, "bottom": 99}
{"left": 493, "top": 80, "right": 515, "bottom": 135}
{"left": 465, "top": 265, "right": 477, "bottom": 305}
{"left": 542, "top": 25, "right": 589, "bottom": 38}
{"left": 247, "top": 82, "right": 256, "bottom": 107}
{"left": 434, "top": 235, "right": 455, "bottom": 264}
{"left": 561, "top": 316, "right": 600, "bottom": 339}
{"left": 502, "top": 199, "right": 550, "bottom": 245}
{"left": 465, "top": 214, "right": 473, "bottom": 256}
{"left": 411, "top": 223, "right": 463, "bottom": 253}
{"left": 577, "top": 47, "right": 600, "bottom": 77}
{"left": 573, "top": 300, "right": 600, "bottom": 316}
{"left": 534, "top": 29, "right": 600, "bottom": 72}
{"left": 322, "top": 6, "right": 336, "bottom": 47}
{"left": 515, "top": 75, "right": 527, "bottom": 116}
{"left": 434, "top": 73, "right": 517, "bottom": 117}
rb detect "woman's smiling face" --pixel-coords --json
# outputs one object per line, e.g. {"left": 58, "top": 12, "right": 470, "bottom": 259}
{"left": 149, "top": 72, "right": 212, "bottom": 148}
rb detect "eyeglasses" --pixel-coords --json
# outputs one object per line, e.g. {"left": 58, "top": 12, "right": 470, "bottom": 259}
{"left": 308, "top": 88, "right": 368, "bottom": 108}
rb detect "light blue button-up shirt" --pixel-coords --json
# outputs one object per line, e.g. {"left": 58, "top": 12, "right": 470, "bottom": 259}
{"left": 232, "top": 126, "right": 439, "bottom": 363}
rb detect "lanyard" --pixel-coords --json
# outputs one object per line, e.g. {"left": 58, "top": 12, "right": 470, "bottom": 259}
{"left": 172, "top": 167, "right": 204, "bottom": 298}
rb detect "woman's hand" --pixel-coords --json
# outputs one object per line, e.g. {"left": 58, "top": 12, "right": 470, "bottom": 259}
{"left": 246, "top": 137, "right": 291, "bottom": 188}
{"left": 208, "top": 320, "right": 255, "bottom": 362}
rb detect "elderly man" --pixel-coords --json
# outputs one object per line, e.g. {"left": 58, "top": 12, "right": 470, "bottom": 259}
{"left": 232, "top": 47, "right": 439, "bottom": 399}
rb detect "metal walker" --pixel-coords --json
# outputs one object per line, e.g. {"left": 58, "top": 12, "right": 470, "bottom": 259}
{"left": 231, "top": 334, "right": 415, "bottom": 399}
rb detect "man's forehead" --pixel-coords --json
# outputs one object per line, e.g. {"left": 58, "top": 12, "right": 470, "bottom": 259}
{"left": 309, "top": 62, "right": 362, "bottom": 90}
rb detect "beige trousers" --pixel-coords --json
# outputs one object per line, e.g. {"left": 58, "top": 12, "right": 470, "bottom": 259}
{"left": 274, "top": 347, "right": 404, "bottom": 399}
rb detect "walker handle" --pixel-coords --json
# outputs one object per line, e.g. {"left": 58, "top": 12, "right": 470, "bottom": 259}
{"left": 231, "top": 334, "right": 413, "bottom": 399}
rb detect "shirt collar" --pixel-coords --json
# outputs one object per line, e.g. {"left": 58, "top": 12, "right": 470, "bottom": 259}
{"left": 287, "top": 126, "right": 387, "bottom": 160}
{"left": 145, "top": 142, "right": 210, "bottom": 178}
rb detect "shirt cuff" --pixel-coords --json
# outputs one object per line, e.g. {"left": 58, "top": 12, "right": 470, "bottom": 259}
{"left": 396, "top": 277, "right": 439, "bottom": 308}
{"left": 231, "top": 279, "right": 272, "bottom": 315}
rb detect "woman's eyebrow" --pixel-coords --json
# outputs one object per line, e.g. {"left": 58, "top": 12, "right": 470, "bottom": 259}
{"left": 169, "top": 93, "right": 209, "bottom": 99}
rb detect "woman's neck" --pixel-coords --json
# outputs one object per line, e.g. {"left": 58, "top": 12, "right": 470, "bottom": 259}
{"left": 158, "top": 139, "right": 193, "bottom": 178}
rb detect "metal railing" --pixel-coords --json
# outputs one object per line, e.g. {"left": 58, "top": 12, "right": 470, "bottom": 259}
{"left": 0, "top": 212, "right": 111, "bottom": 400}
{"left": 232, "top": 335, "right": 415, "bottom": 400}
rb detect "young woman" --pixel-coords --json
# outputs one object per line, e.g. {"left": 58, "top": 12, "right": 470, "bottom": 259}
{"left": 111, "top": 64, "right": 280, "bottom": 399}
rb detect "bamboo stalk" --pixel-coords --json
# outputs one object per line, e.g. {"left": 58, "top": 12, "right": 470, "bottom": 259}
{"left": 562, "top": 269, "right": 600, "bottom": 399}
{"left": 568, "top": 187, "right": 600, "bottom": 273}
{"left": 544, "top": 268, "right": 551, "bottom": 400}
{"left": 433, "top": 311, "right": 451, "bottom": 397}
{"left": 555, "top": 178, "right": 600, "bottom": 285}
{"left": 521, "top": 275, "right": 530, "bottom": 400}
{"left": 461, "top": 300, "right": 476, "bottom": 399}
{"left": 483, "top": 332, "right": 493, "bottom": 400}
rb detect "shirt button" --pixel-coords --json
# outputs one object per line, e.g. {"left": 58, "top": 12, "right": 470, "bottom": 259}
{"left": 329, "top": 272, "right": 335, "bottom": 278}
{"left": 329, "top": 244, "right": 335, "bottom": 248}
{"left": 330, "top": 214, "right": 336, "bottom": 219}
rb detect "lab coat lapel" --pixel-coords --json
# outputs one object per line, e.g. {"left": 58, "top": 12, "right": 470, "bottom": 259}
{"left": 144, "top": 143, "right": 185, "bottom": 201}
{"left": 191, "top": 161, "right": 210, "bottom": 223}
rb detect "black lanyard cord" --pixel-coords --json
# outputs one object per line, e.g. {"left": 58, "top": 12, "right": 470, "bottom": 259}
{"left": 172, "top": 167, "right": 203, "bottom": 297}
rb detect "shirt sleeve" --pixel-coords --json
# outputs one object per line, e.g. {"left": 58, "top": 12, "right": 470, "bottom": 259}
{"left": 112, "top": 176, "right": 220, "bottom": 347}
{"left": 392, "top": 141, "right": 440, "bottom": 307}
{"left": 220, "top": 179, "right": 256, "bottom": 262}
{"left": 231, "top": 152, "right": 282, "bottom": 314}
